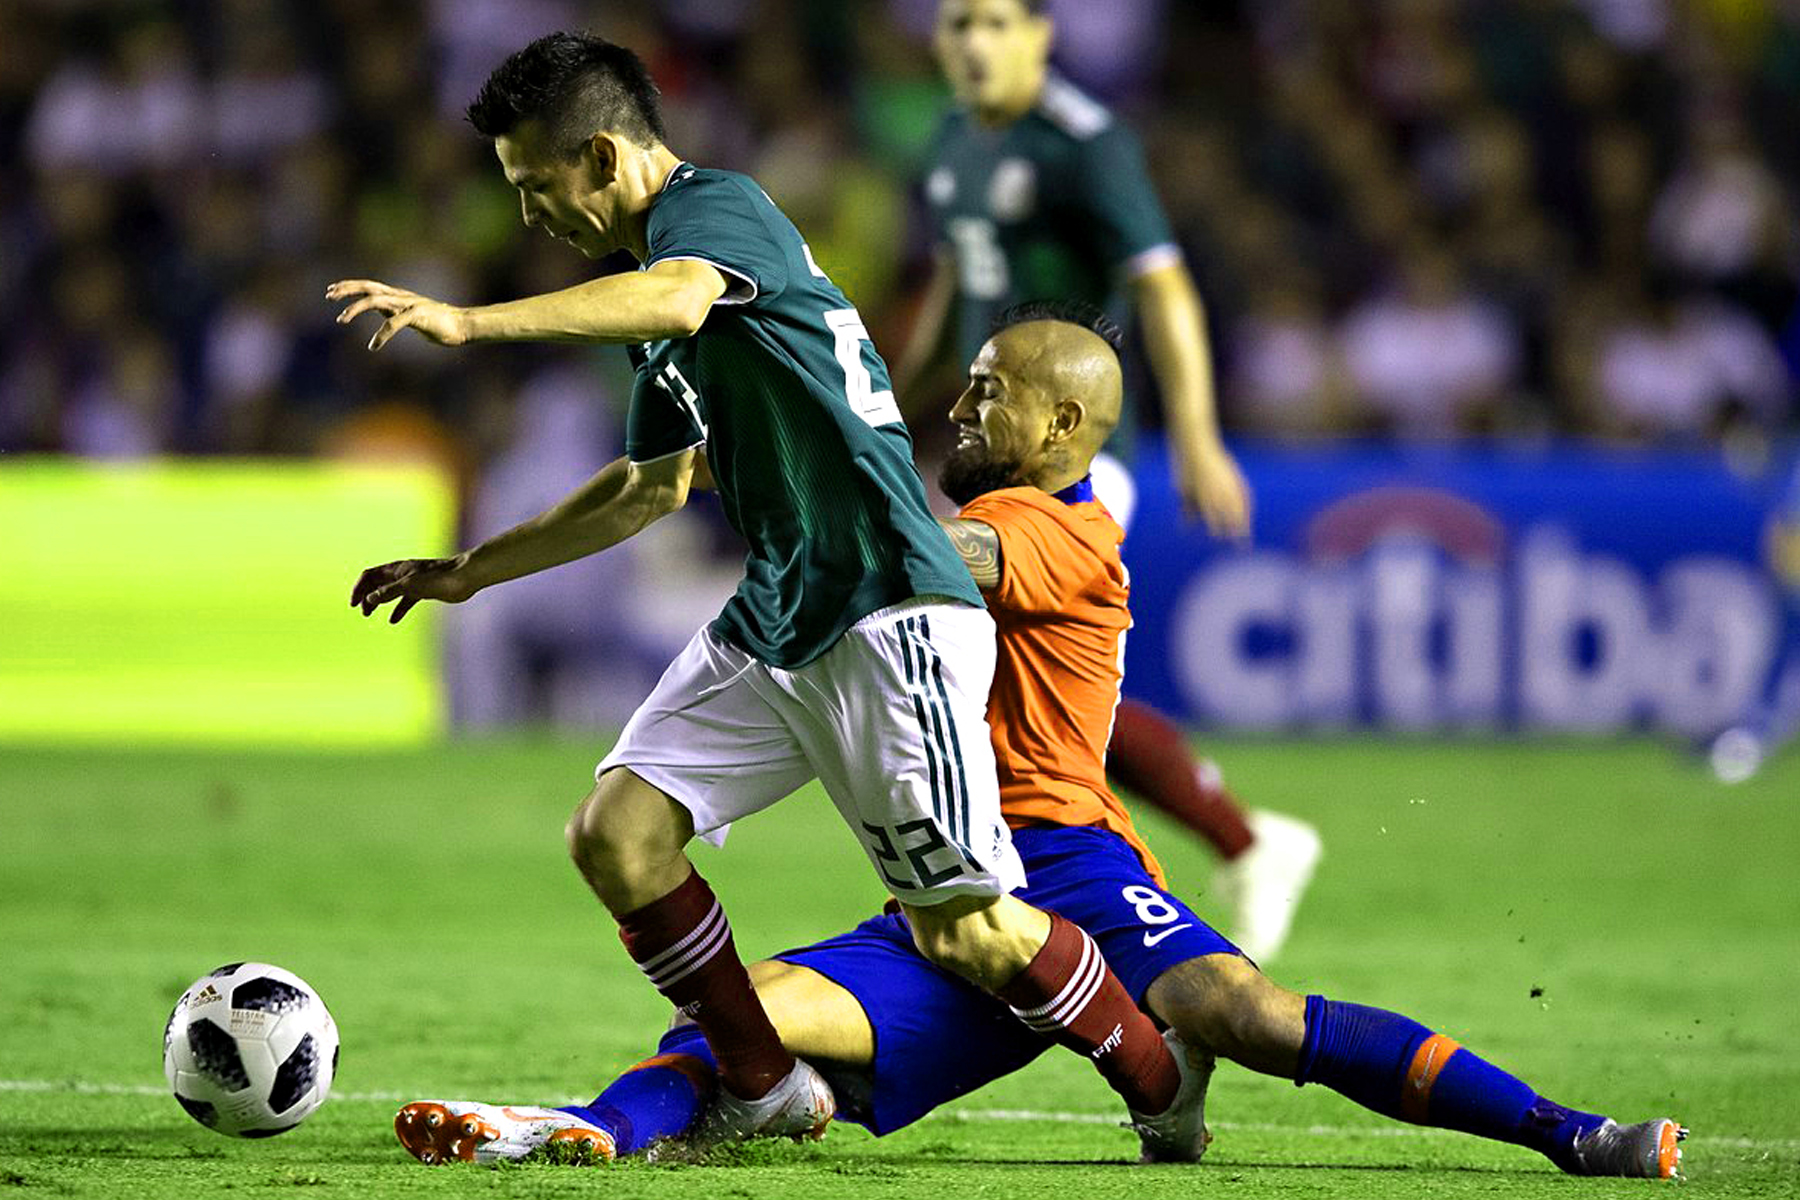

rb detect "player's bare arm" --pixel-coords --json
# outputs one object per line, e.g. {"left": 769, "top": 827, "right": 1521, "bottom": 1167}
{"left": 690, "top": 448, "right": 716, "bottom": 491}
{"left": 1131, "top": 261, "right": 1252, "bottom": 539}
{"left": 327, "top": 259, "right": 729, "bottom": 352}
{"left": 937, "top": 517, "right": 1002, "bottom": 589}
{"left": 351, "top": 450, "right": 696, "bottom": 623}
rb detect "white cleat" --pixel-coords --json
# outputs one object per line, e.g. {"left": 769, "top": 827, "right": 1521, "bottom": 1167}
{"left": 394, "top": 1100, "right": 614, "bottom": 1165}
{"left": 692, "top": 1059, "right": 835, "bottom": 1147}
{"left": 1128, "top": 1030, "right": 1215, "bottom": 1164}
{"left": 1708, "top": 727, "right": 1764, "bottom": 783}
{"left": 1213, "top": 808, "right": 1322, "bottom": 964}
{"left": 1563, "top": 1117, "right": 1688, "bottom": 1179}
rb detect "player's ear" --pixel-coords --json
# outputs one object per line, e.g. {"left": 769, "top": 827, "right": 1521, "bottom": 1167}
{"left": 1048, "top": 397, "right": 1084, "bottom": 445}
{"left": 583, "top": 132, "right": 621, "bottom": 187}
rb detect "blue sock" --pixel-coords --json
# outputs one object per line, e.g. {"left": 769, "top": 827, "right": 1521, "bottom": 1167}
{"left": 1296, "top": 996, "right": 1605, "bottom": 1158}
{"left": 559, "top": 1025, "right": 717, "bottom": 1155}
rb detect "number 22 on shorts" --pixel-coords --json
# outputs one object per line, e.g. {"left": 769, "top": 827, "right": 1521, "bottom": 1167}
{"left": 863, "top": 819, "right": 968, "bottom": 891}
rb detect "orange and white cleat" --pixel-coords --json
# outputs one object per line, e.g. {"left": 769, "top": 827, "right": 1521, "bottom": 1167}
{"left": 394, "top": 1100, "right": 615, "bottom": 1165}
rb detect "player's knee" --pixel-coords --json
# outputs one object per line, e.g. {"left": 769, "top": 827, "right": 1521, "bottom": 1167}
{"left": 566, "top": 771, "right": 699, "bottom": 912}
{"left": 565, "top": 790, "right": 613, "bottom": 874}
{"left": 1151, "top": 954, "right": 1299, "bottom": 1064}
{"left": 564, "top": 782, "right": 643, "bottom": 883}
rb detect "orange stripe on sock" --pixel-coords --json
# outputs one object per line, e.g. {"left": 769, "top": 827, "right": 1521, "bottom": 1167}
{"left": 1400, "top": 1034, "right": 1462, "bottom": 1123}
{"left": 623, "top": 1052, "right": 715, "bottom": 1096}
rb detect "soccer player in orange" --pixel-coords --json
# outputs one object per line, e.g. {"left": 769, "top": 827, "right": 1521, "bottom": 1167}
{"left": 902, "top": 0, "right": 1320, "bottom": 962}
{"left": 394, "top": 303, "right": 1685, "bottom": 1179}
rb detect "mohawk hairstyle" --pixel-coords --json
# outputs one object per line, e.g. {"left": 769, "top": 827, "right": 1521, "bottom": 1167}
{"left": 993, "top": 299, "right": 1123, "bottom": 355}
{"left": 466, "top": 32, "right": 667, "bottom": 157}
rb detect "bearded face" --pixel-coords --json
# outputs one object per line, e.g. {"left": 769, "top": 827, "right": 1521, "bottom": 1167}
{"left": 939, "top": 436, "right": 1027, "bottom": 505}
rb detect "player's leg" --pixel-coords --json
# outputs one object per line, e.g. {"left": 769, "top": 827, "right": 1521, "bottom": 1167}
{"left": 1106, "top": 702, "right": 1322, "bottom": 963}
{"left": 1086, "top": 452, "right": 1255, "bottom": 857}
{"left": 1012, "top": 824, "right": 1681, "bottom": 1178}
{"left": 793, "top": 601, "right": 1189, "bottom": 1141}
{"left": 1087, "top": 452, "right": 1320, "bottom": 962}
{"left": 554, "top": 960, "right": 870, "bottom": 1156}
{"left": 1142, "top": 955, "right": 1686, "bottom": 1178}
{"left": 567, "top": 627, "right": 829, "bottom": 1115}
{"left": 899, "top": 890, "right": 1197, "bottom": 1149}
{"left": 1107, "top": 698, "right": 1252, "bottom": 856}
{"left": 565, "top": 768, "right": 801, "bottom": 1108}
{"left": 558, "top": 916, "right": 1056, "bottom": 1153}
{"left": 1709, "top": 587, "right": 1800, "bottom": 781}
{"left": 565, "top": 766, "right": 693, "bottom": 912}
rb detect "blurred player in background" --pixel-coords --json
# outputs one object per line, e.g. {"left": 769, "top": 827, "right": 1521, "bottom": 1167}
{"left": 1709, "top": 450, "right": 1800, "bottom": 781}
{"left": 393, "top": 305, "right": 1684, "bottom": 1180}
{"left": 332, "top": 31, "right": 1201, "bottom": 1152}
{"left": 896, "top": 0, "right": 1318, "bottom": 960}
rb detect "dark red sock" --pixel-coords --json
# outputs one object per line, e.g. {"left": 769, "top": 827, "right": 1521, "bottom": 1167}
{"left": 615, "top": 870, "right": 792, "bottom": 1100}
{"left": 995, "top": 913, "right": 1180, "bottom": 1115}
{"left": 1108, "top": 698, "right": 1255, "bottom": 860}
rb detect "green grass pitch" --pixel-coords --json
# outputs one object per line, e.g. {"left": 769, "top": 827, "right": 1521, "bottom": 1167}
{"left": 2, "top": 736, "right": 1796, "bottom": 1198}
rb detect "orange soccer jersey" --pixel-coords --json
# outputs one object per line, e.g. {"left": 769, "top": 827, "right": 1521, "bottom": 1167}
{"left": 957, "top": 485, "right": 1165, "bottom": 885}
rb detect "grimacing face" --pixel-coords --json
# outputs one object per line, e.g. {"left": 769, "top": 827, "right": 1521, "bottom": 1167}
{"left": 940, "top": 331, "right": 1055, "bottom": 503}
{"left": 493, "top": 119, "right": 619, "bottom": 259}
{"left": 935, "top": 0, "right": 1053, "bottom": 118}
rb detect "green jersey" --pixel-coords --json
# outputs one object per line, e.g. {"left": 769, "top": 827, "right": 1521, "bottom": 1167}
{"left": 626, "top": 163, "right": 981, "bottom": 669}
{"left": 924, "top": 76, "right": 1180, "bottom": 451}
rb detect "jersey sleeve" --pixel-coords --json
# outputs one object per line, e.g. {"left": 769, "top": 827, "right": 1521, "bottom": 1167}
{"left": 645, "top": 171, "right": 790, "bottom": 306}
{"left": 1076, "top": 123, "right": 1181, "bottom": 280}
{"left": 625, "top": 365, "right": 705, "bottom": 463}
{"left": 959, "top": 489, "right": 1105, "bottom": 614}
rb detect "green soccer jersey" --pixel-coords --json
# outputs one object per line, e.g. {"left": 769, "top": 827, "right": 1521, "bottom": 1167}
{"left": 924, "top": 75, "right": 1181, "bottom": 452}
{"left": 626, "top": 163, "right": 981, "bottom": 669}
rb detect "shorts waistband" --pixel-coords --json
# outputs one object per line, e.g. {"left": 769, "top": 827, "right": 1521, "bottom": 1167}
{"left": 853, "top": 594, "right": 978, "bottom": 627}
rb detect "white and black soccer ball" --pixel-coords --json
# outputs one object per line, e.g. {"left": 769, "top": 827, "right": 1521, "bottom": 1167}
{"left": 163, "top": 962, "right": 339, "bottom": 1137}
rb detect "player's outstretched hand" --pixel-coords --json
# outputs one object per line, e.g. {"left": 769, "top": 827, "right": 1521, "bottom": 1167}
{"left": 1177, "top": 439, "right": 1253, "bottom": 542}
{"left": 327, "top": 279, "right": 470, "bottom": 351}
{"left": 350, "top": 557, "right": 477, "bottom": 624}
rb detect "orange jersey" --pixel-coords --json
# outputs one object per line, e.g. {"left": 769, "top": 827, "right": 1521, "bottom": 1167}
{"left": 957, "top": 486, "right": 1165, "bottom": 885}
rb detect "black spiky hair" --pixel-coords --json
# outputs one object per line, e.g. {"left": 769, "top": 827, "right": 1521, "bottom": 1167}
{"left": 466, "top": 31, "right": 666, "bottom": 156}
{"left": 993, "top": 299, "right": 1123, "bottom": 354}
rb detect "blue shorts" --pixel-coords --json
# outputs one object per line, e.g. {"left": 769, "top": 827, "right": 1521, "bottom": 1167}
{"left": 774, "top": 824, "right": 1239, "bottom": 1134}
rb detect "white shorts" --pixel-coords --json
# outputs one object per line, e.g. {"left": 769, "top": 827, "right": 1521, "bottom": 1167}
{"left": 597, "top": 598, "right": 1026, "bottom": 904}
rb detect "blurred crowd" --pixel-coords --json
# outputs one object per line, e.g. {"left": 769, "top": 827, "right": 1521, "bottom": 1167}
{"left": 5, "top": 0, "right": 1799, "bottom": 460}
{"left": 3, "top": 0, "right": 1798, "bottom": 721}
{"left": 7, "top": 0, "right": 1800, "bottom": 460}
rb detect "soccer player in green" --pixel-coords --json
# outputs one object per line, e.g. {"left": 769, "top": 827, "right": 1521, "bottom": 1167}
{"left": 899, "top": 0, "right": 1320, "bottom": 962}
{"left": 329, "top": 32, "right": 1204, "bottom": 1154}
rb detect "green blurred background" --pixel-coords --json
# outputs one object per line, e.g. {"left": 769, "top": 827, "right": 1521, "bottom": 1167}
{"left": 0, "top": 461, "right": 452, "bottom": 745}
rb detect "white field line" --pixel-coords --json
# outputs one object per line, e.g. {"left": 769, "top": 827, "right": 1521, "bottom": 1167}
{"left": 2, "top": 1079, "right": 1794, "bottom": 1154}
{"left": 944, "top": 1108, "right": 1800, "bottom": 1154}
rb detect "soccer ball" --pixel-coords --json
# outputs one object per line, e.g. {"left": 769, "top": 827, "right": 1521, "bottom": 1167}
{"left": 163, "top": 962, "right": 339, "bottom": 1137}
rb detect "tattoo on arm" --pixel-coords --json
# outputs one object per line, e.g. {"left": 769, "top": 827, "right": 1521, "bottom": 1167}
{"left": 939, "top": 518, "right": 1001, "bottom": 589}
